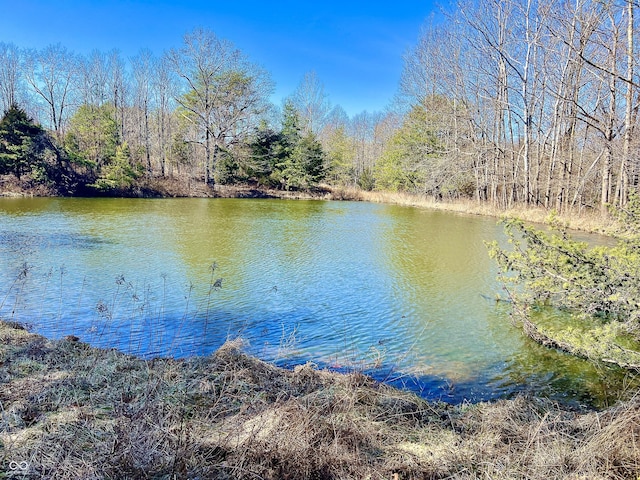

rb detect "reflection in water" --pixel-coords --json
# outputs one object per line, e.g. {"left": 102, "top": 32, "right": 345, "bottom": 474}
{"left": 0, "top": 197, "right": 636, "bottom": 407}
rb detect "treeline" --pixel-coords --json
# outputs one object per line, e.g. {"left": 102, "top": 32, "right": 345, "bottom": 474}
{"left": 1, "top": 0, "right": 639, "bottom": 209}
{"left": 397, "top": 0, "right": 639, "bottom": 211}
{"left": 0, "top": 29, "right": 392, "bottom": 196}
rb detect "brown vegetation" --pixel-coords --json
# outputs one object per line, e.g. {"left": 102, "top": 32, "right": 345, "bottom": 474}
{"left": 0, "top": 175, "right": 58, "bottom": 198}
{"left": 332, "top": 187, "right": 618, "bottom": 235}
{"left": 0, "top": 174, "right": 619, "bottom": 237}
{"left": 0, "top": 174, "right": 342, "bottom": 201}
{"left": 1, "top": 320, "right": 639, "bottom": 479}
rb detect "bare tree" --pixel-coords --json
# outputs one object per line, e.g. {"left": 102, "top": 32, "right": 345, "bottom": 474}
{"left": 0, "top": 42, "right": 22, "bottom": 113}
{"left": 152, "top": 56, "right": 176, "bottom": 177}
{"left": 24, "top": 44, "right": 77, "bottom": 139}
{"left": 209, "top": 57, "right": 273, "bottom": 155}
{"left": 167, "top": 28, "right": 273, "bottom": 185}
{"left": 617, "top": 0, "right": 635, "bottom": 206}
{"left": 167, "top": 29, "right": 235, "bottom": 184}
{"left": 77, "top": 50, "right": 110, "bottom": 107}
{"left": 290, "top": 70, "right": 331, "bottom": 135}
{"left": 131, "top": 49, "right": 155, "bottom": 173}
{"left": 457, "top": 0, "right": 519, "bottom": 206}
{"left": 349, "top": 110, "right": 391, "bottom": 186}
{"left": 107, "top": 50, "right": 128, "bottom": 143}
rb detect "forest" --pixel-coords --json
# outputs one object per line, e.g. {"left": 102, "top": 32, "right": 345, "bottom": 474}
{"left": 0, "top": 0, "right": 639, "bottom": 210}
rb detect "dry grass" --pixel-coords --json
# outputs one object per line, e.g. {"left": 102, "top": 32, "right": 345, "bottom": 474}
{"left": 1, "top": 174, "right": 618, "bottom": 235}
{"left": 347, "top": 189, "right": 618, "bottom": 235}
{"left": 1, "top": 321, "right": 639, "bottom": 479}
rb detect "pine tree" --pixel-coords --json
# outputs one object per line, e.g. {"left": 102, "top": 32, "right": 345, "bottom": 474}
{"left": 90, "top": 142, "right": 142, "bottom": 192}
{"left": 487, "top": 201, "right": 640, "bottom": 370}
{"left": 0, "top": 104, "right": 43, "bottom": 178}
{"left": 298, "top": 131, "right": 325, "bottom": 187}
{"left": 273, "top": 101, "right": 326, "bottom": 190}
{"left": 246, "top": 122, "right": 282, "bottom": 186}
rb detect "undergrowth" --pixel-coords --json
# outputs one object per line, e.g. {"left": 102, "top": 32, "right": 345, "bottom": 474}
{"left": 1, "top": 321, "right": 639, "bottom": 479}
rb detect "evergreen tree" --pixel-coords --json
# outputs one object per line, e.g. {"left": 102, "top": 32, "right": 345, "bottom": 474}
{"left": 0, "top": 104, "right": 44, "bottom": 179}
{"left": 298, "top": 131, "right": 325, "bottom": 186}
{"left": 276, "top": 100, "right": 302, "bottom": 158}
{"left": 488, "top": 199, "right": 640, "bottom": 370}
{"left": 214, "top": 147, "right": 242, "bottom": 185}
{"left": 246, "top": 122, "right": 282, "bottom": 186}
{"left": 273, "top": 101, "right": 326, "bottom": 190}
{"left": 64, "top": 104, "right": 118, "bottom": 170}
{"left": 326, "top": 125, "right": 355, "bottom": 186}
{"left": 90, "top": 142, "right": 142, "bottom": 192}
{"left": 374, "top": 105, "right": 441, "bottom": 194}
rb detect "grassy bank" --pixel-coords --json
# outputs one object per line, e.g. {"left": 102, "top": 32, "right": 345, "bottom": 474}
{"left": 1, "top": 320, "right": 639, "bottom": 479}
{"left": 1, "top": 173, "right": 618, "bottom": 234}
{"left": 327, "top": 187, "right": 617, "bottom": 235}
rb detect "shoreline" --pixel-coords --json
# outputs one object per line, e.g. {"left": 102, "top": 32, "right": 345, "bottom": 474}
{"left": 1, "top": 320, "right": 639, "bottom": 479}
{"left": 0, "top": 174, "right": 618, "bottom": 236}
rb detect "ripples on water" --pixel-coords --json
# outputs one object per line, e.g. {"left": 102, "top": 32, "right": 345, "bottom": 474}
{"left": 0, "top": 197, "right": 636, "bottom": 408}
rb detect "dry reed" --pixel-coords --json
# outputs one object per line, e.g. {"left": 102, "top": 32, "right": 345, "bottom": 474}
{"left": 346, "top": 189, "right": 618, "bottom": 235}
{"left": 1, "top": 320, "right": 639, "bottom": 479}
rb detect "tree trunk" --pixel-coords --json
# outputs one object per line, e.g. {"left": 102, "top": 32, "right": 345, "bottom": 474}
{"left": 618, "top": 0, "right": 634, "bottom": 206}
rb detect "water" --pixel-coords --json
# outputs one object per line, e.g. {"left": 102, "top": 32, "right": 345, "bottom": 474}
{"left": 0, "top": 197, "right": 635, "bottom": 407}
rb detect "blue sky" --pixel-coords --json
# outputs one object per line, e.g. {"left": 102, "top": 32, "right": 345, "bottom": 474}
{"left": 0, "top": 0, "right": 443, "bottom": 116}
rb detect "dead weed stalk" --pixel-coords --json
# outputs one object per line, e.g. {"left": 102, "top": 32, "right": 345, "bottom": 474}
{"left": 1, "top": 321, "right": 639, "bottom": 479}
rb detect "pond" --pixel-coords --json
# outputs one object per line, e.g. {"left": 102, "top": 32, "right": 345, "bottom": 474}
{"left": 0, "top": 197, "right": 634, "bottom": 407}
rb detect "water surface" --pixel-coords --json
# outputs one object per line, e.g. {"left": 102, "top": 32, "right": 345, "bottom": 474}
{"left": 0, "top": 197, "right": 634, "bottom": 407}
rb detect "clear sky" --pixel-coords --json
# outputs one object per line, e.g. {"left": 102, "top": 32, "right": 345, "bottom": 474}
{"left": 0, "top": 0, "right": 443, "bottom": 116}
